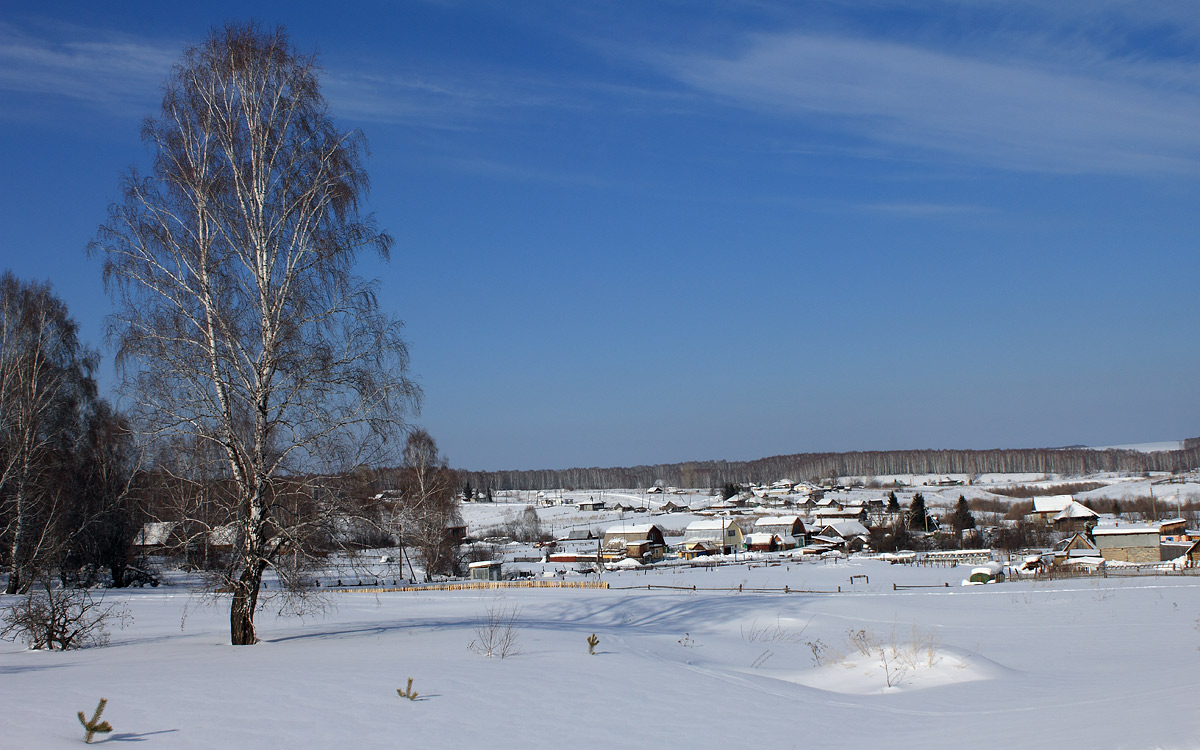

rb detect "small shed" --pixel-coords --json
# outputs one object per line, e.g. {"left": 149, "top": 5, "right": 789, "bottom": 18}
{"left": 745, "top": 532, "right": 779, "bottom": 552}
{"left": 964, "top": 562, "right": 1006, "bottom": 585}
{"left": 1184, "top": 540, "right": 1200, "bottom": 567}
{"left": 578, "top": 500, "right": 607, "bottom": 512}
{"left": 469, "top": 560, "right": 503, "bottom": 581}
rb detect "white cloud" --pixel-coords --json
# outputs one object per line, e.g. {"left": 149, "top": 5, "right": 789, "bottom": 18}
{"left": 660, "top": 31, "right": 1200, "bottom": 175}
{"left": 0, "top": 22, "right": 175, "bottom": 113}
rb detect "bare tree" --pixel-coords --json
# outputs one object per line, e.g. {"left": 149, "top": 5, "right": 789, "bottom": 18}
{"left": 395, "top": 430, "right": 461, "bottom": 580}
{"left": 92, "top": 23, "right": 420, "bottom": 644}
{"left": 0, "top": 273, "right": 99, "bottom": 594}
{"left": 56, "top": 402, "right": 139, "bottom": 588}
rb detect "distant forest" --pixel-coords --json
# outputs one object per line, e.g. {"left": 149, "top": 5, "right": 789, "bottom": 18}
{"left": 460, "top": 438, "right": 1200, "bottom": 491}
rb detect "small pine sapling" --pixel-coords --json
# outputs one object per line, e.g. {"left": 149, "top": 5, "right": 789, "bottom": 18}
{"left": 586, "top": 633, "right": 599, "bottom": 655}
{"left": 397, "top": 678, "right": 419, "bottom": 701}
{"left": 78, "top": 698, "right": 113, "bottom": 744}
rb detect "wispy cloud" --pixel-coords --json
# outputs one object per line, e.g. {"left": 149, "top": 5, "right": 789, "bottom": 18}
{"left": 866, "top": 202, "right": 993, "bottom": 218}
{"left": 321, "top": 68, "right": 556, "bottom": 130}
{"left": 657, "top": 29, "right": 1200, "bottom": 176}
{"left": 0, "top": 21, "right": 175, "bottom": 114}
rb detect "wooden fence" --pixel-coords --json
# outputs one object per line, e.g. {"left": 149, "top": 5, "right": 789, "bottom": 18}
{"left": 336, "top": 580, "right": 610, "bottom": 594}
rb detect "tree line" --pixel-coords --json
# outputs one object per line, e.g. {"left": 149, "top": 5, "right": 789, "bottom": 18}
{"left": 459, "top": 444, "right": 1200, "bottom": 492}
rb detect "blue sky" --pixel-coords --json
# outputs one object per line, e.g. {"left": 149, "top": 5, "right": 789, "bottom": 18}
{"left": 2, "top": 1, "right": 1198, "bottom": 471}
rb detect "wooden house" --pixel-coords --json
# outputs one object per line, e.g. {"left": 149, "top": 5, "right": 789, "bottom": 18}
{"left": 133, "top": 521, "right": 179, "bottom": 554}
{"left": 1051, "top": 533, "right": 1102, "bottom": 565}
{"left": 1030, "top": 495, "right": 1074, "bottom": 524}
{"left": 1091, "top": 524, "right": 1161, "bottom": 563}
{"left": 753, "top": 516, "right": 805, "bottom": 549}
{"left": 681, "top": 518, "right": 743, "bottom": 558}
{"left": 1052, "top": 501, "right": 1098, "bottom": 533}
{"left": 601, "top": 523, "right": 667, "bottom": 563}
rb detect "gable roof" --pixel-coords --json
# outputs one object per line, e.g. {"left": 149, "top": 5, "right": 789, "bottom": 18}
{"left": 1054, "top": 501, "right": 1099, "bottom": 520}
{"left": 1033, "top": 495, "right": 1074, "bottom": 514}
{"left": 603, "top": 523, "right": 662, "bottom": 537}
{"left": 755, "top": 515, "right": 802, "bottom": 527}
{"left": 819, "top": 520, "right": 869, "bottom": 539}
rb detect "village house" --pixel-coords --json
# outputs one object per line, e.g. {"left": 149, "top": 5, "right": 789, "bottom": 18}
{"left": 809, "top": 506, "right": 868, "bottom": 525}
{"left": 601, "top": 523, "right": 667, "bottom": 563}
{"left": 1052, "top": 501, "right": 1099, "bottom": 533}
{"left": 681, "top": 518, "right": 744, "bottom": 558}
{"left": 752, "top": 516, "right": 806, "bottom": 550}
{"left": 1091, "top": 524, "right": 1161, "bottom": 563}
{"left": 808, "top": 520, "right": 869, "bottom": 553}
{"left": 1051, "top": 533, "right": 1103, "bottom": 566}
{"left": 133, "top": 521, "right": 179, "bottom": 554}
{"left": 1029, "top": 495, "right": 1075, "bottom": 524}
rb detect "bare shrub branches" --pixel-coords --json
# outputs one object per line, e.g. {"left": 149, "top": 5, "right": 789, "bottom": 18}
{"left": 0, "top": 582, "right": 131, "bottom": 650}
{"left": 468, "top": 602, "right": 522, "bottom": 658}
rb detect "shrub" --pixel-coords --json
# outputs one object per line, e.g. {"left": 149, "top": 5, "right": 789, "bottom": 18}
{"left": 1, "top": 582, "right": 131, "bottom": 650}
{"left": 468, "top": 603, "right": 522, "bottom": 658}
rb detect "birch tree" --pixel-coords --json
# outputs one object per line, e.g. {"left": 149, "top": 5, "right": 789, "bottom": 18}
{"left": 92, "top": 23, "right": 419, "bottom": 644}
{"left": 397, "top": 430, "right": 461, "bottom": 581}
{"left": 0, "top": 273, "right": 98, "bottom": 594}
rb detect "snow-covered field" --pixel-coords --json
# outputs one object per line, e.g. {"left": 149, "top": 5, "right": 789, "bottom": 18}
{"left": 3, "top": 557, "right": 1199, "bottom": 749}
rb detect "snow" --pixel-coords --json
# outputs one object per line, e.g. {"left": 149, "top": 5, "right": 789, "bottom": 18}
{"left": 5, "top": 557, "right": 1199, "bottom": 749}
{"left": 1091, "top": 440, "right": 1185, "bottom": 453}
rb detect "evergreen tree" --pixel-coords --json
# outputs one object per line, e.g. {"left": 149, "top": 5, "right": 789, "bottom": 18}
{"left": 908, "top": 493, "right": 931, "bottom": 533}
{"left": 886, "top": 491, "right": 900, "bottom": 513}
{"left": 950, "top": 495, "right": 976, "bottom": 533}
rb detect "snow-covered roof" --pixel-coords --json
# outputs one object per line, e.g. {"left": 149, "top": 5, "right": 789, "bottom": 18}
{"left": 604, "top": 523, "right": 660, "bottom": 536}
{"left": 810, "top": 507, "right": 863, "bottom": 518}
{"left": 821, "top": 520, "right": 869, "bottom": 538}
{"left": 755, "top": 515, "right": 801, "bottom": 527}
{"left": 135, "top": 522, "right": 177, "bottom": 547}
{"left": 745, "top": 533, "right": 777, "bottom": 545}
{"left": 686, "top": 519, "right": 738, "bottom": 531}
{"left": 1092, "top": 525, "right": 1160, "bottom": 536}
{"left": 209, "top": 524, "right": 238, "bottom": 546}
{"left": 1054, "top": 501, "right": 1098, "bottom": 520}
{"left": 809, "top": 535, "right": 843, "bottom": 546}
{"left": 1033, "top": 495, "right": 1074, "bottom": 513}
